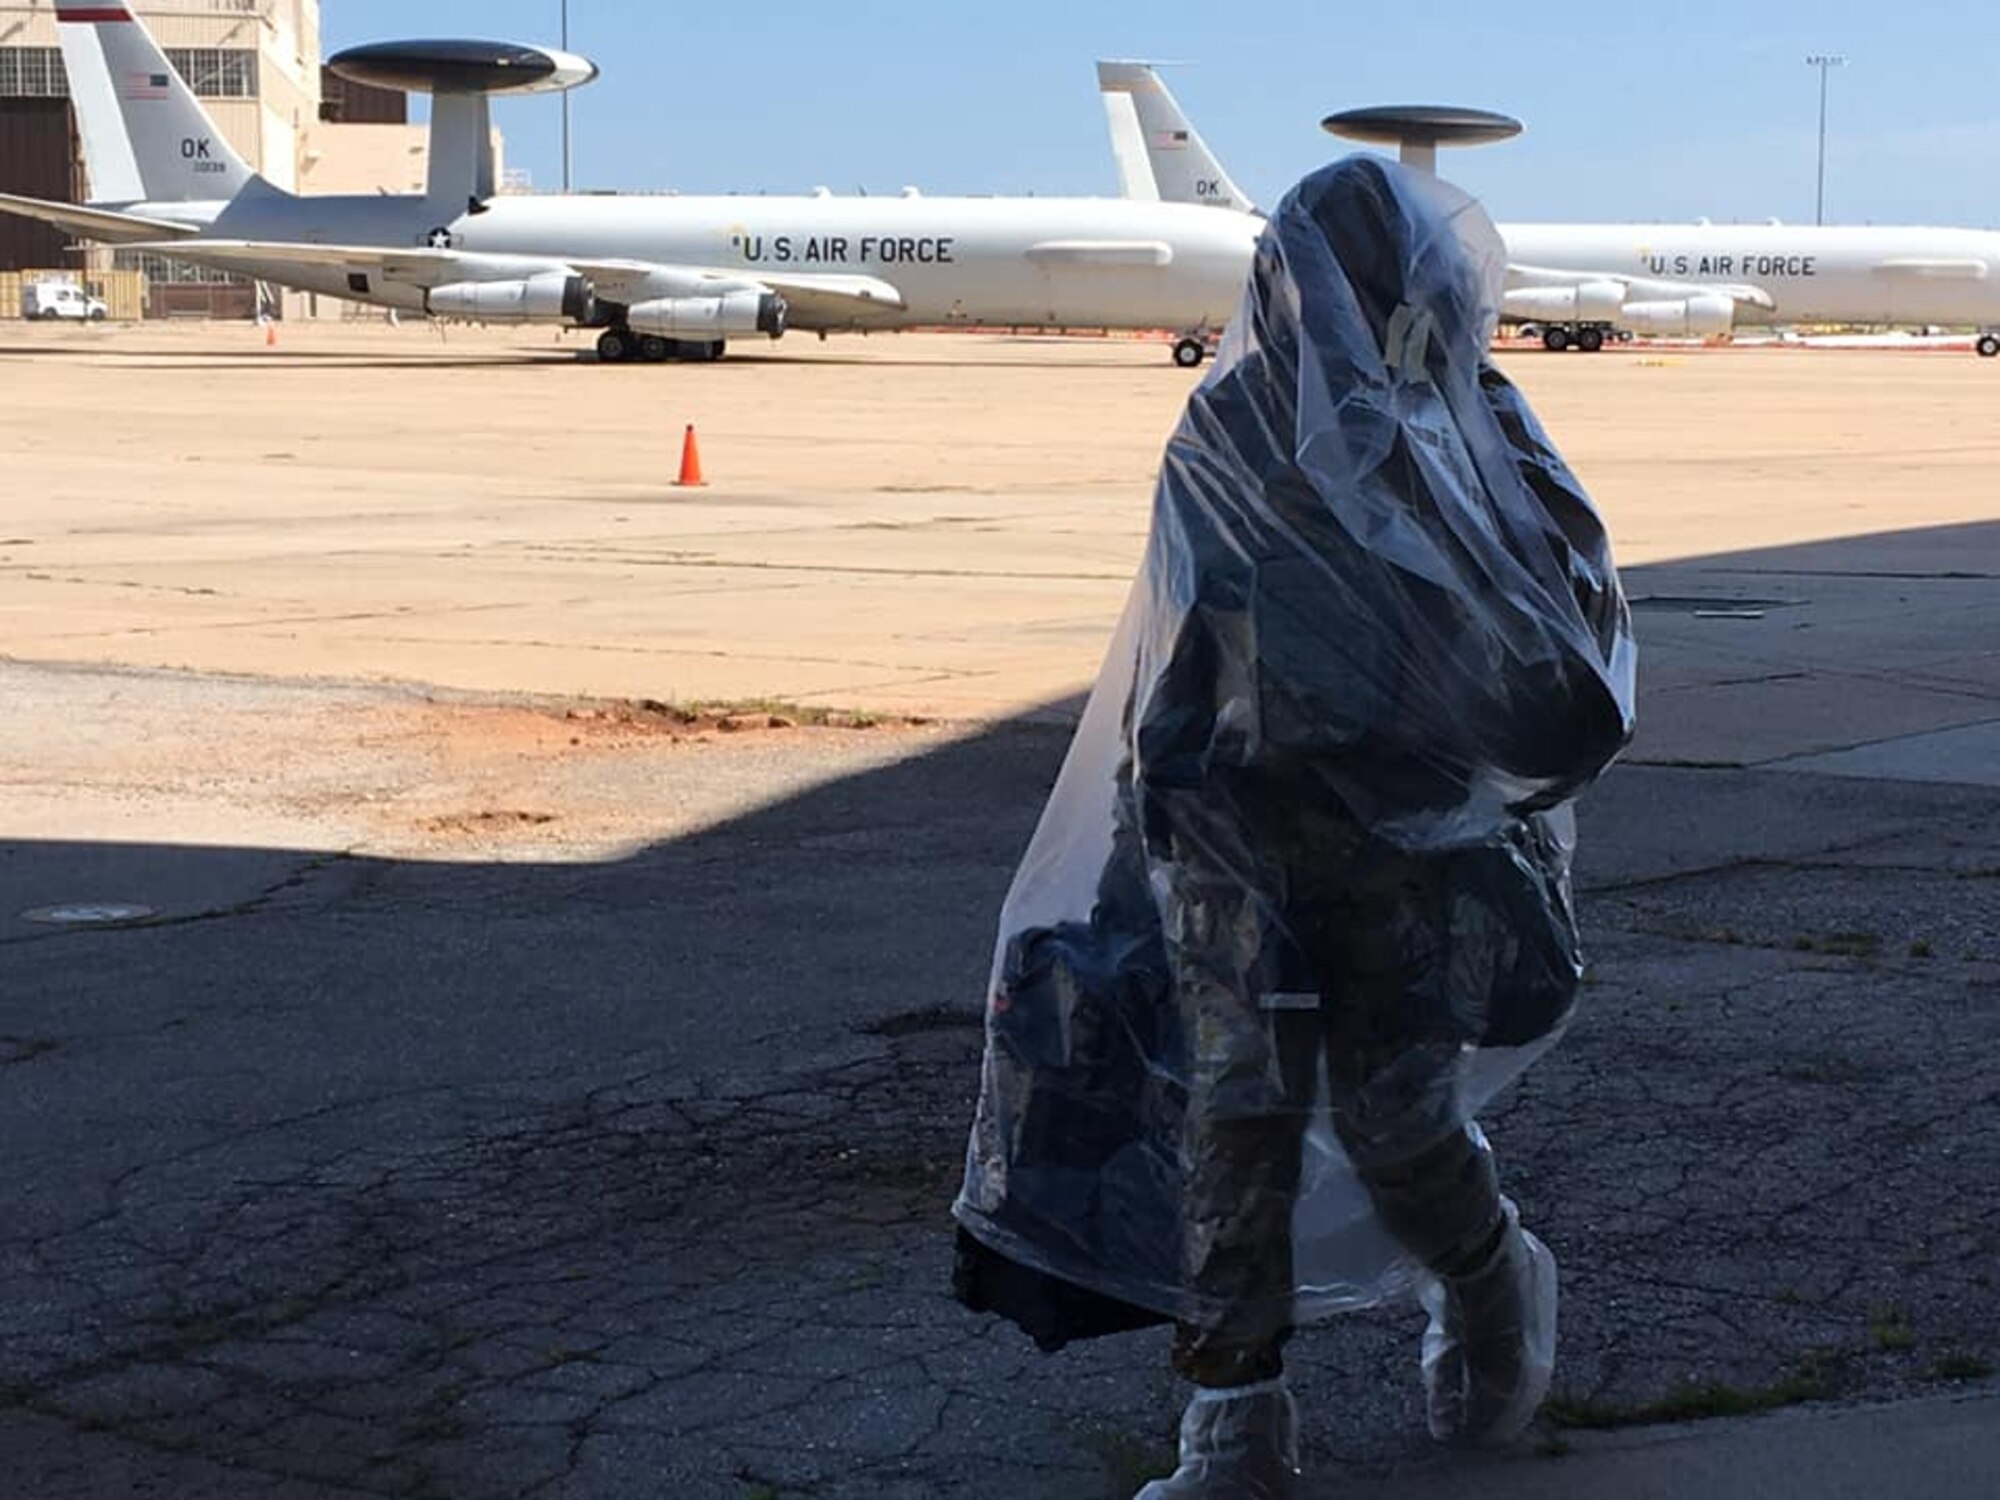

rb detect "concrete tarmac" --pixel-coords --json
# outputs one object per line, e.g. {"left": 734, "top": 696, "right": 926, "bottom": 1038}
{"left": 4, "top": 322, "right": 1996, "bottom": 722}
{"left": 2, "top": 325, "right": 1997, "bottom": 1497}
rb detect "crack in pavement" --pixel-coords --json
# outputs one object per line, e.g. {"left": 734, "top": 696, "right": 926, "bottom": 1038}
{"left": 5, "top": 780, "right": 1999, "bottom": 1496}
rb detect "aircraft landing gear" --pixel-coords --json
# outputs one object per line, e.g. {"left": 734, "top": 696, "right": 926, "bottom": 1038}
{"left": 1977, "top": 332, "right": 2000, "bottom": 359}
{"left": 596, "top": 328, "right": 728, "bottom": 363}
{"left": 1540, "top": 322, "right": 1612, "bottom": 353}
{"left": 1172, "top": 336, "right": 1208, "bottom": 369}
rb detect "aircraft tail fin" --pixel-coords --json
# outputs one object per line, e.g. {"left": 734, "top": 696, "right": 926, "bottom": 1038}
{"left": 1096, "top": 61, "right": 1255, "bottom": 215}
{"left": 56, "top": 2, "right": 257, "bottom": 204}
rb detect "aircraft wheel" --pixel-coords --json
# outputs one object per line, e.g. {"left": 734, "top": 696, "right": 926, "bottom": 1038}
{"left": 1577, "top": 326, "right": 1605, "bottom": 353}
{"left": 638, "top": 335, "right": 671, "bottom": 364}
{"left": 1542, "top": 326, "right": 1572, "bottom": 353}
{"left": 596, "top": 328, "right": 634, "bottom": 364}
{"left": 1977, "top": 334, "right": 2000, "bottom": 359}
{"left": 1172, "top": 336, "right": 1206, "bottom": 368}
{"left": 703, "top": 339, "right": 727, "bottom": 362}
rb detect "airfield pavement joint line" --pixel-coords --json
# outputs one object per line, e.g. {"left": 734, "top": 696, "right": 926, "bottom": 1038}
{"left": 675, "top": 425, "right": 706, "bottom": 488}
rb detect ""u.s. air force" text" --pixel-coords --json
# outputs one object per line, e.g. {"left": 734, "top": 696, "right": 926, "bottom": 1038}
{"left": 1644, "top": 252, "right": 1818, "bottom": 278}
{"left": 732, "top": 234, "right": 956, "bottom": 266}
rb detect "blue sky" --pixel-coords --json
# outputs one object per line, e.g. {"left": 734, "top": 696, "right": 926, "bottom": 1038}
{"left": 322, "top": 1, "right": 2000, "bottom": 227}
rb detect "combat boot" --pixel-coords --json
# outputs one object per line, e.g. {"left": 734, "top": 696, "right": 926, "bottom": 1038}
{"left": 1418, "top": 1197, "right": 1559, "bottom": 1446}
{"left": 1134, "top": 1379, "right": 1300, "bottom": 1499}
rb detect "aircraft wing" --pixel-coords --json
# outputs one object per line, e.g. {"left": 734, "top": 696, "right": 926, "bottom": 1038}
{"left": 123, "top": 239, "right": 471, "bottom": 284}
{"left": 0, "top": 192, "right": 203, "bottom": 244}
{"left": 121, "top": 240, "right": 907, "bottom": 321}
{"left": 1508, "top": 262, "right": 1778, "bottom": 311}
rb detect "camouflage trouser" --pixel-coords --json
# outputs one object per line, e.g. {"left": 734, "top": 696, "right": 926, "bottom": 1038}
{"left": 1163, "top": 838, "right": 1507, "bottom": 1388}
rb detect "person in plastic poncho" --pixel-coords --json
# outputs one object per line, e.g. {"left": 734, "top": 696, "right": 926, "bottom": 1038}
{"left": 952, "top": 153, "right": 1636, "bottom": 1497}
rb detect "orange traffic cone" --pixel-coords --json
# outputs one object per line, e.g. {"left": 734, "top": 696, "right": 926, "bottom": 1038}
{"left": 674, "top": 424, "right": 706, "bottom": 487}
{"left": 263, "top": 322, "right": 277, "bottom": 348}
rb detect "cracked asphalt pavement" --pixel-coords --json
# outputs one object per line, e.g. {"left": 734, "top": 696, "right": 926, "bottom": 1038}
{"left": 3, "top": 332, "right": 1999, "bottom": 1495}
{"left": 6, "top": 680, "right": 2000, "bottom": 1495}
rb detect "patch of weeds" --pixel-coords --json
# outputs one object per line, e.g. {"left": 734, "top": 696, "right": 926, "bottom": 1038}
{"left": 1780, "top": 1056, "right": 1870, "bottom": 1086}
{"left": 1542, "top": 1392, "right": 1632, "bottom": 1429}
{"left": 400, "top": 1380, "right": 472, "bottom": 1443}
{"left": 1789, "top": 931, "right": 1888, "bottom": 959}
{"left": 1868, "top": 1304, "right": 1916, "bottom": 1353}
{"left": 1083, "top": 1428, "right": 1178, "bottom": 1494}
{"left": 1668, "top": 922, "right": 1747, "bottom": 947}
{"left": 1927, "top": 1352, "right": 1995, "bottom": 1382}
{"left": 741, "top": 1486, "right": 784, "bottom": 1500}
{"left": 0, "top": 1035, "right": 60, "bottom": 1065}
{"left": 261, "top": 1294, "right": 315, "bottom": 1331}
{"left": 165, "top": 1313, "right": 236, "bottom": 1352}
{"left": 862, "top": 1003, "right": 984, "bottom": 1037}
{"left": 1547, "top": 1349, "right": 1843, "bottom": 1430}
{"left": 569, "top": 695, "right": 919, "bottom": 734}
{"left": 1650, "top": 1382, "right": 1790, "bottom": 1422}
{"left": 670, "top": 696, "right": 893, "bottom": 731}
{"left": 1909, "top": 939, "right": 1934, "bottom": 958}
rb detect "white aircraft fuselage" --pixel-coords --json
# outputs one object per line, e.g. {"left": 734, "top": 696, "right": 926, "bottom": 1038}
{"left": 1102, "top": 63, "right": 2000, "bottom": 350}
{"left": 110, "top": 186, "right": 1262, "bottom": 335}
{"left": 1506, "top": 222, "right": 2000, "bottom": 328}
{"left": 12, "top": 11, "right": 1265, "bottom": 363}
{"left": 459, "top": 194, "right": 1262, "bottom": 331}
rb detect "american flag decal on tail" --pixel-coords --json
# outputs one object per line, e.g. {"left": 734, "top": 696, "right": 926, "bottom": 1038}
{"left": 1151, "top": 129, "right": 1190, "bottom": 150}
{"left": 122, "top": 69, "right": 171, "bottom": 99}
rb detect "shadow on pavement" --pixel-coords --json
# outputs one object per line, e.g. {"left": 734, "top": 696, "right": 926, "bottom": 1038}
{"left": 3, "top": 525, "right": 1998, "bottom": 1499}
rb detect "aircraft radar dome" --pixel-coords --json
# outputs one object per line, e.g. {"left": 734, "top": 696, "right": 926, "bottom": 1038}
{"left": 1321, "top": 104, "right": 1522, "bottom": 175}
{"left": 328, "top": 39, "right": 599, "bottom": 97}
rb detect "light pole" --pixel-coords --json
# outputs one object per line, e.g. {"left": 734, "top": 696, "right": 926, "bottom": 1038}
{"left": 561, "top": 0, "right": 573, "bottom": 192}
{"left": 1806, "top": 53, "right": 1846, "bottom": 226}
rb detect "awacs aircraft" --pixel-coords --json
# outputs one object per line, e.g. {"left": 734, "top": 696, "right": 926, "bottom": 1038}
{"left": 0, "top": 7, "right": 1260, "bottom": 365}
{"left": 1100, "top": 60, "right": 2000, "bottom": 357}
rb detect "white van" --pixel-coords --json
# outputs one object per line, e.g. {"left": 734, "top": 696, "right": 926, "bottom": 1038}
{"left": 22, "top": 280, "right": 109, "bottom": 321}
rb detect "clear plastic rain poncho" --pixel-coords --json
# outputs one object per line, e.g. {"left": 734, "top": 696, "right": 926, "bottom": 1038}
{"left": 952, "top": 156, "right": 1636, "bottom": 1352}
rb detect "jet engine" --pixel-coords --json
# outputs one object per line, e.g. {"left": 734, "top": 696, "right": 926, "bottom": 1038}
{"left": 427, "top": 272, "right": 596, "bottom": 325}
{"left": 1501, "top": 280, "right": 1626, "bottom": 323}
{"left": 626, "top": 290, "right": 787, "bottom": 340}
{"left": 1618, "top": 293, "right": 1737, "bottom": 338}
